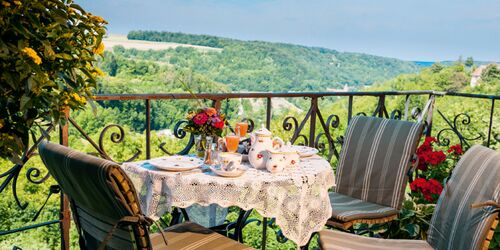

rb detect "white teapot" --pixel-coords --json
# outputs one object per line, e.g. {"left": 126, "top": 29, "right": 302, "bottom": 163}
{"left": 248, "top": 127, "right": 284, "bottom": 169}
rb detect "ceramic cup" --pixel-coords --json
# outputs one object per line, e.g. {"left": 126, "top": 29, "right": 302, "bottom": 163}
{"left": 218, "top": 152, "right": 242, "bottom": 171}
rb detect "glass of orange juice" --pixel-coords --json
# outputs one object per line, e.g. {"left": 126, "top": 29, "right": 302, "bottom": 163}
{"left": 225, "top": 134, "right": 240, "bottom": 153}
{"left": 235, "top": 122, "right": 249, "bottom": 137}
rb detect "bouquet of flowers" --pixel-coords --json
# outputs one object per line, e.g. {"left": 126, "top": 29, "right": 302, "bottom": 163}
{"left": 183, "top": 107, "right": 226, "bottom": 137}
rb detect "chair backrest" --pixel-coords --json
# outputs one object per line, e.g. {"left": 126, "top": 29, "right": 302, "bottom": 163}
{"left": 335, "top": 116, "right": 424, "bottom": 209}
{"left": 427, "top": 145, "right": 500, "bottom": 250}
{"left": 38, "top": 141, "right": 150, "bottom": 250}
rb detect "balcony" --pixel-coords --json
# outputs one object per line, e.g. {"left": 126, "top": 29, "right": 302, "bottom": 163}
{"left": 0, "top": 90, "right": 498, "bottom": 249}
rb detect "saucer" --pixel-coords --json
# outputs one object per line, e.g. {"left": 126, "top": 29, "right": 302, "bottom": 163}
{"left": 210, "top": 165, "right": 247, "bottom": 178}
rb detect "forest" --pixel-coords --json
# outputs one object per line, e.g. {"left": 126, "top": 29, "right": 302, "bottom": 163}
{"left": 1, "top": 32, "right": 499, "bottom": 249}
{"left": 122, "top": 30, "right": 422, "bottom": 91}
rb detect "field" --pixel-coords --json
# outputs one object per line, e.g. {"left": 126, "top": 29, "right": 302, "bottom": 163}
{"left": 103, "top": 34, "right": 222, "bottom": 52}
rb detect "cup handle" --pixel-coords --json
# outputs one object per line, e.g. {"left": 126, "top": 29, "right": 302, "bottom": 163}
{"left": 272, "top": 137, "right": 284, "bottom": 149}
{"left": 218, "top": 138, "right": 227, "bottom": 152}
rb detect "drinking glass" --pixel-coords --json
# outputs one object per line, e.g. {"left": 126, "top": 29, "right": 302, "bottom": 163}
{"left": 235, "top": 122, "right": 249, "bottom": 137}
{"left": 225, "top": 134, "right": 240, "bottom": 153}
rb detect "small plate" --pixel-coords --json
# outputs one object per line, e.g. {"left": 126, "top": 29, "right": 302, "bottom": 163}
{"left": 148, "top": 156, "right": 203, "bottom": 171}
{"left": 291, "top": 145, "right": 319, "bottom": 157}
{"left": 210, "top": 166, "right": 246, "bottom": 178}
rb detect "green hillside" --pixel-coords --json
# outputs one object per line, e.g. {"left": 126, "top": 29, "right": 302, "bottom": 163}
{"left": 101, "top": 30, "right": 423, "bottom": 92}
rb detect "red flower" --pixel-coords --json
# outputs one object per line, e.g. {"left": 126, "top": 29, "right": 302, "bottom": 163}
{"left": 447, "top": 144, "right": 463, "bottom": 155}
{"left": 192, "top": 113, "right": 208, "bottom": 125}
{"left": 416, "top": 136, "right": 446, "bottom": 170}
{"left": 410, "top": 178, "right": 443, "bottom": 202}
{"left": 213, "top": 120, "right": 224, "bottom": 129}
{"left": 427, "top": 151, "right": 446, "bottom": 165}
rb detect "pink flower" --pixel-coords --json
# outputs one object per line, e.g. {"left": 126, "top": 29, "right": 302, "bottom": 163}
{"left": 192, "top": 113, "right": 208, "bottom": 125}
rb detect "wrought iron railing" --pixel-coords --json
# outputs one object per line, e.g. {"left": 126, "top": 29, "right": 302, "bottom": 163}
{"left": 0, "top": 90, "right": 498, "bottom": 249}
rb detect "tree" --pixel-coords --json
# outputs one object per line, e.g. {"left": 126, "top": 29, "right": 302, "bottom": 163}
{"left": 465, "top": 57, "right": 474, "bottom": 68}
{"left": 481, "top": 64, "right": 500, "bottom": 84}
{"left": 0, "top": 0, "right": 107, "bottom": 162}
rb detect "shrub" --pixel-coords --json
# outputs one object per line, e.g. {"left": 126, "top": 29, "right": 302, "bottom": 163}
{"left": 0, "top": 0, "right": 107, "bottom": 162}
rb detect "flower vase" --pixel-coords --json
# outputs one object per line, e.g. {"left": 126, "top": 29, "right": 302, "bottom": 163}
{"left": 195, "top": 135, "right": 206, "bottom": 158}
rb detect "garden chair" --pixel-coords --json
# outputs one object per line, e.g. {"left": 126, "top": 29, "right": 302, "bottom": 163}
{"left": 38, "top": 141, "right": 252, "bottom": 250}
{"left": 319, "top": 145, "right": 500, "bottom": 250}
{"left": 327, "top": 115, "right": 425, "bottom": 230}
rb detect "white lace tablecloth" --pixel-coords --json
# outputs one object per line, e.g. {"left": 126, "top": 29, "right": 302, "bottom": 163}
{"left": 121, "top": 155, "right": 335, "bottom": 246}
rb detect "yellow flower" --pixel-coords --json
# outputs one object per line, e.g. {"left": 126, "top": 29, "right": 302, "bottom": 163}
{"left": 21, "top": 47, "right": 42, "bottom": 65}
{"left": 2, "top": 1, "right": 10, "bottom": 7}
{"left": 13, "top": 0, "right": 21, "bottom": 6}
{"left": 91, "top": 15, "right": 106, "bottom": 23}
{"left": 71, "top": 93, "right": 86, "bottom": 105}
{"left": 92, "top": 68, "right": 104, "bottom": 77}
{"left": 93, "top": 42, "right": 105, "bottom": 55}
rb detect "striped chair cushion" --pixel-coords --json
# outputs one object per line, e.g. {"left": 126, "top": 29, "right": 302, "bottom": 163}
{"left": 39, "top": 141, "right": 150, "bottom": 249}
{"left": 335, "top": 116, "right": 424, "bottom": 209}
{"left": 319, "top": 230, "right": 433, "bottom": 250}
{"left": 151, "top": 222, "right": 253, "bottom": 250}
{"left": 329, "top": 192, "right": 398, "bottom": 223}
{"left": 427, "top": 145, "right": 500, "bottom": 250}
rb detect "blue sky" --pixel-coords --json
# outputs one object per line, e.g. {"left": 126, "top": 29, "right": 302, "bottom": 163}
{"left": 77, "top": 0, "right": 500, "bottom": 62}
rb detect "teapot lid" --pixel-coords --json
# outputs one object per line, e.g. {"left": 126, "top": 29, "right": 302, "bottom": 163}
{"left": 254, "top": 126, "right": 272, "bottom": 137}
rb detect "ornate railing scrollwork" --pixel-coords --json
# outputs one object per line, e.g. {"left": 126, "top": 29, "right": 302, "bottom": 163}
{"left": 314, "top": 113, "right": 343, "bottom": 161}
{"left": 282, "top": 116, "right": 308, "bottom": 145}
{"left": 0, "top": 125, "right": 54, "bottom": 210}
{"left": 26, "top": 166, "right": 51, "bottom": 184}
{"left": 173, "top": 120, "right": 189, "bottom": 139}
{"left": 390, "top": 109, "right": 402, "bottom": 120}
{"left": 436, "top": 111, "right": 483, "bottom": 149}
{"left": 98, "top": 124, "right": 142, "bottom": 163}
{"left": 282, "top": 116, "right": 298, "bottom": 132}
{"left": 159, "top": 120, "right": 194, "bottom": 155}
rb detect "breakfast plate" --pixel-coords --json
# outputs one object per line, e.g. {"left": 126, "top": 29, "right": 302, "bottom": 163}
{"left": 290, "top": 145, "right": 319, "bottom": 157}
{"left": 148, "top": 156, "right": 203, "bottom": 171}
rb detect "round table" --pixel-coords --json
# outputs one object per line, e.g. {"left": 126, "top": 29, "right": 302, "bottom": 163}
{"left": 121, "top": 154, "right": 335, "bottom": 246}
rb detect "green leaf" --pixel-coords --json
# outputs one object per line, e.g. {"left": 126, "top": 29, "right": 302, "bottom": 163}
{"left": 20, "top": 95, "right": 31, "bottom": 111}
{"left": 55, "top": 53, "right": 73, "bottom": 60}
{"left": 404, "top": 224, "right": 420, "bottom": 237}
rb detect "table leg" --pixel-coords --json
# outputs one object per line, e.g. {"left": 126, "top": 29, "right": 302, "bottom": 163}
{"left": 262, "top": 217, "right": 267, "bottom": 250}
